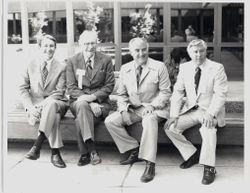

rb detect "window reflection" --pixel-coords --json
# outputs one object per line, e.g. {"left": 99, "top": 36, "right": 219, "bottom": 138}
{"left": 222, "top": 3, "right": 244, "bottom": 42}
{"left": 8, "top": 12, "right": 22, "bottom": 44}
{"left": 221, "top": 48, "right": 243, "bottom": 81}
{"left": 74, "top": 9, "right": 114, "bottom": 43}
{"left": 28, "top": 10, "right": 67, "bottom": 43}
{"left": 171, "top": 4, "right": 214, "bottom": 42}
{"left": 121, "top": 8, "right": 163, "bottom": 42}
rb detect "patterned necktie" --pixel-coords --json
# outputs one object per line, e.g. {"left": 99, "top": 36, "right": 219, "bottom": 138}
{"left": 136, "top": 65, "right": 142, "bottom": 86}
{"left": 194, "top": 66, "right": 201, "bottom": 94}
{"left": 42, "top": 61, "right": 48, "bottom": 86}
{"left": 86, "top": 59, "right": 92, "bottom": 79}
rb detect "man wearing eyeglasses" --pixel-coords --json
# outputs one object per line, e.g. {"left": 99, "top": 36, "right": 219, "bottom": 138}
{"left": 66, "top": 30, "right": 115, "bottom": 166}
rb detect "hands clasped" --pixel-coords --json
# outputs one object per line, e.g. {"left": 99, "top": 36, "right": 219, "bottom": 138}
{"left": 89, "top": 102, "right": 103, "bottom": 117}
{"left": 77, "top": 94, "right": 97, "bottom": 103}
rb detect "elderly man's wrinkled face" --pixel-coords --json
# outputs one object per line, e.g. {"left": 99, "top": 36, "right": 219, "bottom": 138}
{"left": 40, "top": 38, "right": 56, "bottom": 61}
{"left": 81, "top": 35, "right": 97, "bottom": 57}
{"left": 130, "top": 41, "right": 149, "bottom": 66}
{"left": 188, "top": 45, "right": 207, "bottom": 66}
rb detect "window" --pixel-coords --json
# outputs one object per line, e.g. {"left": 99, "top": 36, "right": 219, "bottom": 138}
{"left": 221, "top": 48, "right": 244, "bottom": 81}
{"left": 73, "top": 2, "right": 114, "bottom": 43}
{"left": 171, "top": 3, "right": 215, "bottom": 42}
{"left": 8, "top": 2, "right": 22, "bottom": 44}
{"left": 121, "top": 7, "right": 163, "bottom": 42}
{"left": 222, "top": 3, "right": 244, "bottom": 42}
{"left": 27, "top": 1, "right": 67, "bottom": 43}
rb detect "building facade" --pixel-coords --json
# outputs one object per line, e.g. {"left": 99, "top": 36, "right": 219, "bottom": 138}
{"left": 6, "top": 1, "right": 244, "bottom": 81}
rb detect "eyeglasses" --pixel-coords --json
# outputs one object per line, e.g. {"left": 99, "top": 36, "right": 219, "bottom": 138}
{"left": 83, "top": 42, "right": 97, "bottom": 46}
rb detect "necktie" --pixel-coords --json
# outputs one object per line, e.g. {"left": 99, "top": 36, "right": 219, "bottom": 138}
{"left": 136, "top": 65, "right": 142, "bottom": 85}
{"left": 42, "top": 61, "right": 48, "bottom": 86}
{"left": 86, "top": 59, "right": 92, "bottom": 79}
{"left": 194, "top": 66, "right": 201, "bottom": 94}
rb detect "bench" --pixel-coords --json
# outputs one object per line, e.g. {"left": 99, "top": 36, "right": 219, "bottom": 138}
{"left": 8, "top": 108, "right": 244, "bottom": 146}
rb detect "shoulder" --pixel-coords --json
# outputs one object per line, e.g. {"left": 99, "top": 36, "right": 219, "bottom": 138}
{"left": 53, "top": 59, "right": 66, "bottom": 71}
{"left": 67, "top": 52, "right": 82, "bottom": 64}
{"left": 120, "top": 61, "right": 134, "bottom": 72}
{"left": 96, "top": 51, "right": 112, "bottom": 63}
{"left": 206, "top": 59, "right": 224, "bottom": 70}
{"left": 147, "top": 58, "right": 167, "bottom": 71}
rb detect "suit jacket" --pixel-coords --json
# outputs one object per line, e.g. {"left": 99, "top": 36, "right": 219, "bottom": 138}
{"left": 117, "top": 57, "right": 172, "bottom": 119}
{"left": 66, "top": 51, "right": 115, "bottom": 104}
{"left": 19, "top": 58, "right": 67, "bottom": 110}
{"left": 170, "top": 58, "right": 228, "bottom": 127}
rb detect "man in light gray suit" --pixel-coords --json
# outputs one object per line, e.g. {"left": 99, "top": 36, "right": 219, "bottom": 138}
{"left": 164, "top": 39, "right": 228, "bottom": 185}
{"left": 105, "top": 37, "right": 171, "bottom": 183}
{"left": 19, "top": 34, "right": 68, "bottom": 168}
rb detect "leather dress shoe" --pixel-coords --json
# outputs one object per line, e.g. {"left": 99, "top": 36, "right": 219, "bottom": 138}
{"left": 180, "top": 150, "right": 199, "bottom": 169}
{"left": 140, "top": 161, "right": 155, "bottom": 183}
{"left": 78, "top": 154, "right": 90, "bottom": 166}
{"left": 90, "top": 151, "right": 102, "bottom": 165}
{"left": 51, "top": 153, "right": 66, "bottom": 168}
{"left": 120, "top": 147, "right": 140, "bottom": 165}
{"left": 202, "top": 166, "right": 216, "bottom": 185}
{"left": 25, "top": 146, "right": 40, "bottom": 160}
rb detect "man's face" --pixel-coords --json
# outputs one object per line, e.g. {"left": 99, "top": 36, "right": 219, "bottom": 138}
{"left": 130, "top": 41, "right": 149, "bottom": 66}
{"left": 188, "top": 45, "right": 207, "bottom": 66}
{"left": 82, "top": 35, "right": 97, "bottom": 57}
{"left": 40, "top": 38, "right": 56, "bottom": 61}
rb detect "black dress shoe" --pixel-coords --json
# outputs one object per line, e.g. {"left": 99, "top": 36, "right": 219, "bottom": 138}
{"left": 51, "top": 153, "right": 66, "bottom": 168}
{"left": 120, "top": 147, "right": 140, "bottom": 165}
{"left": 25, "top": 146, "right": 40, "bottom": 160}
{"left": 180, "top": 150, "right": 199, "bottom": 169}
{"left": 90, "top": 151, "right": 102, "bottom": 165}
{"left": 202, "top": 166, "right": 216, "bottom": 185}
{"left": 140, "top": 161, "right": 155, "bottom": 183}
{"left": 78, "top": 154, "right": 90, "bottom": 166}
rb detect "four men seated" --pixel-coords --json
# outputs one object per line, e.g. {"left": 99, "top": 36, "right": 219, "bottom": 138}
{"left": 19, "top": 31, "right": 228, "bottom": 185}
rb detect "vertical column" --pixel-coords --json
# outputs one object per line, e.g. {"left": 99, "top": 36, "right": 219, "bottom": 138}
{"left": 66, "top": 0, "right": 74, "bottom": 57}
{"left": 114, "top": 1, "right": 121, "bottom": 71}
{"left": 163, "top": 3, "right": 171, "bottom": 62}
{"left": 52, "top": 11, "right": 56, "bottom": 37}
{"left": 213, "top": 4, "right": 222, "bottom": 62}
{"left": 20, "top": 1, "right": 29, "bottom": 47}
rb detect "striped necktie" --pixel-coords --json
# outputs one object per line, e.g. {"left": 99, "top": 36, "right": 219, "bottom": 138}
{"left": 136, "top": 65, "right": 142, "bottom": 86}
{"left": 42, "top": 61, "right": 48, "bottom": 86}
{"left": 86, "top": 59, "right": 92, "bottom": 79}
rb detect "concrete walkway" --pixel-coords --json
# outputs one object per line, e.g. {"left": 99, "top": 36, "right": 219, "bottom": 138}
{"left": 5, "top": 143, "right": 247, "bottom": 193}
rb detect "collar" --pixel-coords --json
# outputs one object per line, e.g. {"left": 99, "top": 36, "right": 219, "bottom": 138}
{"left": 194, "top": 58, "right": 207, "bottom": 71}
{"left": 83, "top": 52, "right": 95, "bottom": 68}
{"left": 41, "top": 58, "right": 53, "bottom": 72}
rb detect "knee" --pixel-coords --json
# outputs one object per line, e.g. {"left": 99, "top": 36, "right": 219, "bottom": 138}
{"left": 166, "top": 124, "right": 182, "bottom": 135}
{"left": 142, "top": 113, "right": 158, "bottom": 124}
{"left": 104, "top": 112, "right": 121, "bottom": 129}
{"left": 43, "top": 99, "right": 58, "bottom": 112}
{"left": 76, "top": 100, "right": 90, "bottom": 113}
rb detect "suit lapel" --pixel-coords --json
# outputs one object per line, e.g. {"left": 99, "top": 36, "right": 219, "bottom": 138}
{"left": 139, "top": 66, "right": 149, "bottom": 85}
{"left": 44, "top": 59, "right": 57, "bottom": 89}
{"left": 125, "top": 63, "right": 137, "bottom": 92}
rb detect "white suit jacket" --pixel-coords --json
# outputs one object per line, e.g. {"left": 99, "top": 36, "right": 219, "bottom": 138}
{"left": 170, "top": 58, "right": 228, "bottom": 127}
{"left": 19, "top": 58, "right": 68, "bottom": 110}
{"left": 117, "top": 58, "right": 172, "bottom": 119}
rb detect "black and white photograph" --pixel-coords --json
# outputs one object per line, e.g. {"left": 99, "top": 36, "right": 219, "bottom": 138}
{"left": 1, "top": 0, "right": 249, "bottom": 193}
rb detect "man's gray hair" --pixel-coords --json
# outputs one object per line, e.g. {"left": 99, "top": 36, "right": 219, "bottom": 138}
{"left": 128, "top": 37, "right": 149, "bottom": 52}
{"left": 187, "top": 39, "right": 207, "bottom": 53}
{"left": 78, "top": 30, "right": 98, "bottom": 45}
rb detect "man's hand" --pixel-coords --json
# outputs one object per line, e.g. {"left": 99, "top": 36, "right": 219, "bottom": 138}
{"left": 164, "top": 117, "right": 178, "bottom": 130}
{"left": 77, "top": 94, "right": 96, "bottom": 103}
{"left": 202, "top": 112, "right": 215, "bottom": 128}
{"left": 142, "top": 105, "right": 154, "bottom": 117}
{"left": 89, "top": 102, "right": 103, "bottom": 117}
{"left": 27, "top": 106, "right": 41, "bottom": 119}
{"left": 121, "top": 111, "right": 133, "bottom": 126}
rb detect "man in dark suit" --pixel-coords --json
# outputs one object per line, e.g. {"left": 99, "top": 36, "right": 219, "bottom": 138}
{"left": 19, "top": 34, "right": 68, "bottom": 168}
{"left": 66, "top": 30, "right": 115, "bottom": 166}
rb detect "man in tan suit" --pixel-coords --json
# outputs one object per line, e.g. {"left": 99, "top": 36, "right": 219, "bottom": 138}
{"left": 66, "top": 30, "right": 115, "bottom": 166}
{"left": 164, "top": 39, "right": 228, "bottom": 185}
{"left": 105, "top": 37, "right": 171, "bottom": 183}
{"left": 19, "top": 34, "right": 68, "bottom": 168}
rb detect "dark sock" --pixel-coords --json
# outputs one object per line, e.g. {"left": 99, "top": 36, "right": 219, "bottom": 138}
{"left": 51, "top": 148, "right": 60, "bottom": 155}
{"left": 85, "top": 139, "right": 96, "bottom": 153}
{"left": 34, "top": 131, "right": 46, "bottom": 150}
